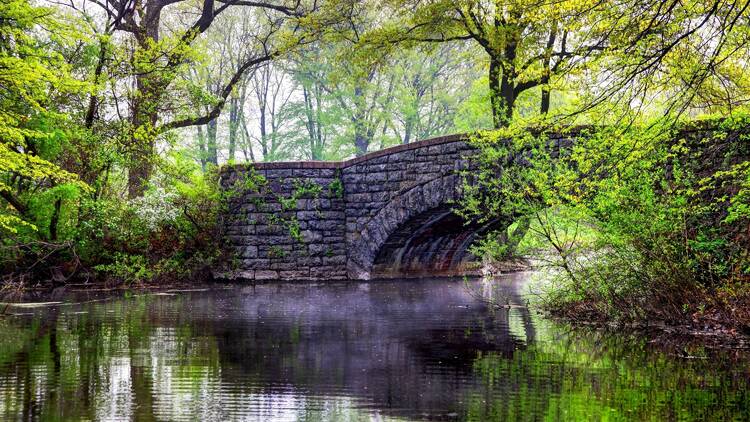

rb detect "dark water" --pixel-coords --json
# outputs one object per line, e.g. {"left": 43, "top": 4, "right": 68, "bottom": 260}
{"left": 0, "top": 274, "right": 747, "bottom": 421}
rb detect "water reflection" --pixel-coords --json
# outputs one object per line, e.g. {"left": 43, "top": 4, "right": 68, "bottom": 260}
{"left": 0, "top": 274, "right": 747, "bottom": 421}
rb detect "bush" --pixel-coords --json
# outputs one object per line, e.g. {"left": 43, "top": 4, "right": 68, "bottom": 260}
{"left": 83, "top": 155, "right": 262, "bottom": 285}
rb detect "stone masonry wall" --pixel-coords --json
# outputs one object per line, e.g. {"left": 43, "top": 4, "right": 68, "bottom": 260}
{"left": 220, "top": 166, "right": 348, "bottom": 281}
{"left": 219, "top": 134, "right": 475, "bottom": 281}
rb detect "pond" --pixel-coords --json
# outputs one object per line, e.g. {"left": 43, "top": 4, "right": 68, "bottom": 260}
{"left": 0, "top": 273, "right": 747, "bottom": 421}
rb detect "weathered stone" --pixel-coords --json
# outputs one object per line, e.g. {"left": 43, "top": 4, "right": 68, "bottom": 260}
{"left": 264, "top": 169, "right": 293, "bottom": 178}
{"left": 301, "top": 230, "right": 323, "bottom": 243}
{"left": 242, "top": 258, "right": 269, "bottom": 268}
{"left": 308, "top": 220, "right": 341, "bottom": 231}
{"left": 308, "top": 244, "right": 330, "bottom": 256}
{"left": 256, "top": 225, "right": 284, "bottom": 235}
{"left": 322, "top": 255, "right": 346, "bottom": 265}
{"left": 254, "top": 270, "right": 279, "bottom": 280}
{"left": 293, "top": 168, "right": 335, "bottom": 177}
{"left": 365, "top": 172, "right": 387, "bottom": 183}
{"left": 270, "top": 262, "right": 297, "bottom": 271}
{"left": 280, "top": 270, "right": 310, "bottom": 280}
{"left": 242, "top": 246, "right": 258, "bottom": 258}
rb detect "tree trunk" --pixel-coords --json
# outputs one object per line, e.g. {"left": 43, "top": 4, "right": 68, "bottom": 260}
{"left": 206, "top": 117, "right": 218, "bottom": 166}
{"left": 488, "top": 57, "right": 511, "bottom": 129}
{"left": 195, "top": 125, "right": 207, "bottom": 170}
{"left": 353, "top": 85, "right": 369, "bottom": 155}
{"left": 127, "top": 5, "right": 162, "bottom": 198}
{"left": 127, "top": 100, "right": 157, "bottom": 198}
{"left": 499, "top": 71, "right": 515, "bottom": 126}
{"left": 258, "top": 98, "right": 268, "bottom": 159}
{"left": 84, "top": 37, "right": 108, "bottom": 129}
{"left": 314, "top": 83, "right": 324, "bottom": 158}
{"left": 228, "top": 95, "right": 239, "bottom": 162}
{"left": 541, "top": 23, "right": 558, "bottom": 116}
{"left": 239, "top": 111, "right": 256, "bottom": 162}
{"left": 541, "top": 84, "right": 551, "bottom": 114}
{"left": 354, "top": 125, "right": 369, "bottom": 156}
{"left": 403, "top": 117, "right": 414, "bottom": 144}
{"left": 302, "top": 85, "right": 319, "bottom": 159}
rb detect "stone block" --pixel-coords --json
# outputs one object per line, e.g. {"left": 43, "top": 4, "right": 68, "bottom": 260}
{"left": 280, "top": 270, "right": 310, "bottom": 280}
{"left": 255, "top": 270, "right": 279, "bottom": 280}
{"left": 242, "top": 246, "right": 258, "bottom": 258}
{"left": 293, "top": 168, "right": 335, "bottom": 178}
{"left": 310, "top": 266, "right": 345, "bottom": 278}
{"left": 308, "top": 198, "right": 332, "bottom": 210}
{"left": 301, "top": 230, "right": 323, "bottom": 242}
{"left": 365, "top": 172, "right": 387, "bottom": 183}
{"left": 427, "top": 145, "right": 443, "bottom": 155}
{"left": 296, "top": 211, "right": 319, "bottom": 220}
{"left": 308, "top": 220, "right": 342, "bottom": 231}
{"left": 322, "top": 234, "right": 345, "bottom": 242}
{"left": 308, "top": 244, "right": 329, "bottom": 256}
{"left": 299, "top": 256, "right": 322, "bottom": 266}
{"left": 389, "top": 150, "right": 414, "bottom": 162}
{"left": 256, "top": 225, "right": 284, "bottom": 235}
{"left": 322, "top": 255, "right": 346, "bottom": 265}
{"left": 270, "top": 261, "right": 298, "bottom": 271}
{"left": 265, "top": 169, "right": 294, "bottom": 178}
{"left": 241, "top": 258, "right": 269, "bottom": 269}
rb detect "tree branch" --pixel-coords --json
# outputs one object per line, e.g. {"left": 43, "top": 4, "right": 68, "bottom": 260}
{"left": 0, "top": 190, "right": 28, "bottom": 217}
{"left": 215, "top": 0, "right": 303, "bottom": 16}
{"left": 159, "top": 51, "right": 279, "bottom": 131}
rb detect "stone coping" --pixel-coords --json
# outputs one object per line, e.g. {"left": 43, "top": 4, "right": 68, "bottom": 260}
{"left": 220, "top": 121, "right": 728, "bottom": 173}
{"left": 223, "top": 134, "right": 467, "bottom": 172}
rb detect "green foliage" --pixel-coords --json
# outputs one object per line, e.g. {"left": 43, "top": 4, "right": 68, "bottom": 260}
{"left": 279, "top": 179, "right": 323, "bottom": 211}
{"left": 93, "top": 253, "right": 156, "bottom": 285}
{"left": 1, "top": 0, "right": 749, "bottom": 305}
{"left": 268, "top": 245, "right": 287, "bottom": 259}
{"left": 74, "top": 154, "right": 264, "bottom": 284}
{"left": 267, "top": 178, "right": 325, "bottom": 245}
{"left": 0, "top": 0, "right": 89, "bottom": 238}
{"left": 464, "top": 116, "right": 750, "bottom": 327}
{"left": 328, "top": 172, "right": 344, "bottom": 199}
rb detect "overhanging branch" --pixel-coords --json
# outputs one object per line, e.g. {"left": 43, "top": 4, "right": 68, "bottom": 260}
{"left": 159, "top": 51, "right": 280, "bottom": 132}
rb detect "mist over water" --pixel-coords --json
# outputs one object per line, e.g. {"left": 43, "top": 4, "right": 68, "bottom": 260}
{"left": 0, "top": 274, "right": 747, "bottom": 421}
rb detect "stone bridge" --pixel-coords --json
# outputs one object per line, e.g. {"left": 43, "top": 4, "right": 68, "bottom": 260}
{"left": 219, "top": 134, "right": 543, "bottom": 281}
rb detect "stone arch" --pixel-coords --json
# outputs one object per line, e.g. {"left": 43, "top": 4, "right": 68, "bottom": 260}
{"left": 347, "top": 174, "right": 498, "bottom": 279}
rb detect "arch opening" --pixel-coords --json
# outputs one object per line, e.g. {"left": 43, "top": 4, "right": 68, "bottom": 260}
{"left": 370, "top": 205, "right": 500, "bottom": 278}
{"left": 346, "top": 174, "right": 505, "bottom": 280}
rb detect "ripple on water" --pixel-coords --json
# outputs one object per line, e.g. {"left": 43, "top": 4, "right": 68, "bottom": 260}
{"left": 0, "top": 274, "right": 748, "bottom": 421}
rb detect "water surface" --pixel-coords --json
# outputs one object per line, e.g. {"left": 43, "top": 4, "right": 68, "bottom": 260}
{"left": 0, "top": 274, "right": 747, "bottom": 421}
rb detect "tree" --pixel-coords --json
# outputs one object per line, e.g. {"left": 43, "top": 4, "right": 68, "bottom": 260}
{"left": 90, "top": 0, "right": 324, "bottom": 196}
{"left": 390, "top": 43, "right": 476, "bottom": 144}
{"left": 0, "top": 0, "right": 87, "bottom": 239}
{"left": 382, "top": 0, "right": 607, "bottom": 128}
{"left": 183, "top": 6, "right": 259, "bottom": 168}
{"left": 248, "top": 62, "right": 297, "bottom": 160}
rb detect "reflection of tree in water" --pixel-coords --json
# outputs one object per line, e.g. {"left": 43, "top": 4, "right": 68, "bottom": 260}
{"left": 467, "top": 322, "right": 750, "bottom": 421}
